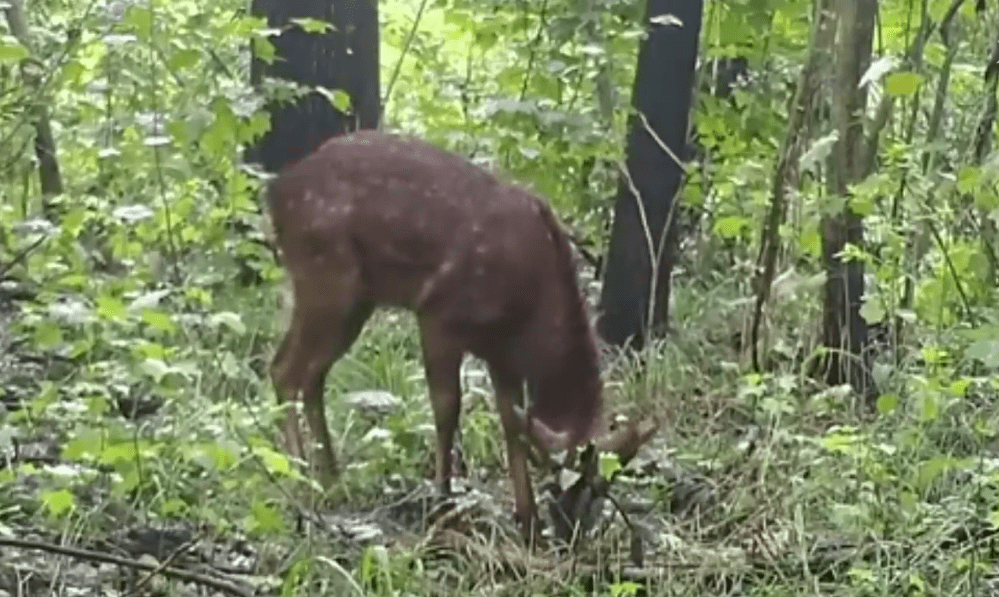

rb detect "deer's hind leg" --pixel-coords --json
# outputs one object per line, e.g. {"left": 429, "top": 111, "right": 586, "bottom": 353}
{"left": 270, "top": 269, "right": 373, "bottom": 491}
{"left": 416, "top": 319, "right": 465, "bottom": 498}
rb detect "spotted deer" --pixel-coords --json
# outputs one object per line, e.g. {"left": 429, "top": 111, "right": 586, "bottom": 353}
{"left": 265, "top": 130, "right": 657, "bottom": 541}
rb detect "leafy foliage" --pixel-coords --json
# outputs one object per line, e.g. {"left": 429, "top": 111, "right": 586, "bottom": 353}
{"left": 2, "top": 0, "right": 999, "bottom": 594}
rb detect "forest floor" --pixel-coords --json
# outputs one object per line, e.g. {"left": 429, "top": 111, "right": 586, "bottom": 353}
{"left": 2, "top": 262, "right": 999, "bottom": 597}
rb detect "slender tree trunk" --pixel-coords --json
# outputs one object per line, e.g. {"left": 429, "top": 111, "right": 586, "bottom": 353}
{"left": 819, "top": 0, "right": 878, "bottom": 401}
{"left": 3, "top": 0, "right": 64, "bottom": 205}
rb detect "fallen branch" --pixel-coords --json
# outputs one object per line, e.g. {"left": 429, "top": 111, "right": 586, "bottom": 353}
{"left": 0, "top": 536, "right": 259, "bottom": 597}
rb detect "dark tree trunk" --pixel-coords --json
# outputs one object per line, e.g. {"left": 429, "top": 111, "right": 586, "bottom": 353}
{"left": 247, "top": 0, "right": 380, "bottom": 175}
{"left": 597, "top": 0, "right": 703, "bottom": 351}
{"left": 820, "top": 0, "right": 877, "bottom": 400}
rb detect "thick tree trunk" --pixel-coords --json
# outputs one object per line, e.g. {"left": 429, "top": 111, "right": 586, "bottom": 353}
{"left": 247, "top": 0, "right": 380, "bottom": 175}
{"left": 597, "top": 0, "right": 703, "bottom": 351}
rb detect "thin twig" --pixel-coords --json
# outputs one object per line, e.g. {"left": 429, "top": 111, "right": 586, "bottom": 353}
{"left": 0, "top": 233, "right": 48, "bottom": 279}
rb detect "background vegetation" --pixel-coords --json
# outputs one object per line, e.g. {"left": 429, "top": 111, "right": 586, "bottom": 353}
{"left": 2, "top": 0, "right": 999, "bottom": 595}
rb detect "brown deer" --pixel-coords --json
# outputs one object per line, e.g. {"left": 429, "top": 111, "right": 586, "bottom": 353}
{"left": 265, "top": 130, "right": 656, "bottom": 541}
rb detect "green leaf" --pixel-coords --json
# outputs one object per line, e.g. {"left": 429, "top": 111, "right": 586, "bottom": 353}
{"left": 159, "top": 498, "right": 189, "bottom": 517}
{"left": 974, "top": 188, "right": 999, "bottom": 211}
{"left": 60, "top": 207, "right": 88, "bottom": 238}
{"left": 915, "top": 457, "right": 952, "bottom": 489}
{"left": 884, "top": 72, "right": 922, "bottom": 97}
{"left": 598, "top": 451, "right": 622, "bottom": 481}
{"left": 99, "top": 442, "right": 138, "bottom": 466}
{"left": 200, "top": 442, "right": 238, "bottom": 471}
{"left": 820, "top": 430, "right": 859, "bottom": 454}
{"left": 96, "top": 295, "right": 126, "bottom": 321}
{"left": 209, "top": 311, "right": 246, "bottom": 335}
{"left": 859, "top": 299, "right": 885, "bottom": 324}
{"left": 918, "top": 392, "right": 939, "bottom": 423}
{"left": 247, "top": 499, "right": 284, "bottom": 535}
{"left": 875, "top": 393, "right": 898, "bottom": 415}
{"left": 0, "top": 35, "right": 28, "bottom": 64}
{"left": 713, "top": 215, "right": 749, "bottom": 240}
{"left": 33, "top": 321, "right": 64, "bottom": 349}
{"left": 847, "top": 193, "right": 876, "bottom": 217}
{"left": 41, "top": 489, "right": 76, "bottom": 519}
{"left": 141, "top": 310, "right": 176, "bottom": 334}
{"left": 139, "top": 358, "right": 170, "bottom": 383}
{"left": 255, "top": 446, "right": 292, "bottom": 476}
{"left": 316, "top": 86, "right": 352, "bottom": 113}
{"left": 956, "top": 165, "right": 978, "bottom": 194}
{"left": 798, "top": 228, "right": 822, "bottom": 258}
{"left": 966, "top": 339, "right": 999, "bottom": 368}
{"left": 62, "top": 429, "right": 103, "bottom": 461}
{"left": 251, "top": 34, "right": 276, "bottom": 64}
{"left": 120, "top": 6, "right": 152, "bottom": 39}
{"left": 168, "top": 47, "right": 201, "bottom": 71}
{"left": 610, "top": 582, "right": 641, "bottom": 597}
{"left": 928, "top": 0, "right": 953, "bottom": 20}
{"left": 290, "top": 17, "right": 331, "bottom": 34}
{"left": 219, "top": 352, "right": 240, "bottom": 378}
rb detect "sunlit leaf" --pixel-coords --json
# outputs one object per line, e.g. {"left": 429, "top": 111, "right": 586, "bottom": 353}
{"left": 0, "top": 35, "right": 28, "bottom": 64}
{"left": 649, "top": 13, "right": 682, "bottom": 27}
{"left": 875, "top": 394, "right": 898, "bottom": 415}
{"left": 885, "top": 72, "right": 922, "bottom": 97}
{"left": 315, "top": 86, "right": 352, "bottom": 113}
{"left": 860, "top": 56, "right": 898, "bottom": 87}
{"left": 290, "top": 17, "right": 331, "bottom": 34}
{"left": 209, "top": 311, "right": 246, "bottom": 335}
{"left": 139, "top": 358, "right": 170, "bottom": 383}
{"left": 41, "top": 489, "right": 76, "bottom": 519}
{"left": 96, "top": 295, "right": 126, "bottom": 321}
{"left": 859, "top": 299, "right": 885, "bottom": 324}
{"left": 713, "top": 215, "right": 750, "bottom": 239}
{"left": 598, "top": 452, "right": 623, "bottom": 481}
{"left": 799, "top": 132, "right": 838, "bottom": 173}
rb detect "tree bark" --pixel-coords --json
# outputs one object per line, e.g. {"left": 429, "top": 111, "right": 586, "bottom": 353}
{"left": 819, "top": 0, "right": 878, "bottom": 401}
{"left": 597, "top": 0, "right": 703, "bottom": 352}
{"left": 247, "top": 0, "right": 380, "bottom": 175}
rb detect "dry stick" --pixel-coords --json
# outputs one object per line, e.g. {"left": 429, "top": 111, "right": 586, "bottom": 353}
{"left": 0, "top": 233, "right": 48, "bottom": 279}
{"left": 124, "top": 534, "right": 202, "bottom": 597}
{"left": 0, "top": 537, "right": 257, "bottom": 597}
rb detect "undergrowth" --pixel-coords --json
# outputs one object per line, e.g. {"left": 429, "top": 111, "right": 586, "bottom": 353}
{"left": 6, "top": 259, "right": 999, "bottom": 595}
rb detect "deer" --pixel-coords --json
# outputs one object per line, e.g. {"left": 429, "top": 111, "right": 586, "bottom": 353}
{"left": 264, "top": 130, "right": 659, "bottom": 543}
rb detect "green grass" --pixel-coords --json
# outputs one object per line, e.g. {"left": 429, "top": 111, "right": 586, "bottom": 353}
{"left": 5, "top": 258, "right": 999, "bottom": 595}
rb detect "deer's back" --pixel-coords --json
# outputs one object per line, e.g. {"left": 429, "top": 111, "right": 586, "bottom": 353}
{"left": 266, "top": 131, "right": 566, "bottom": 334}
